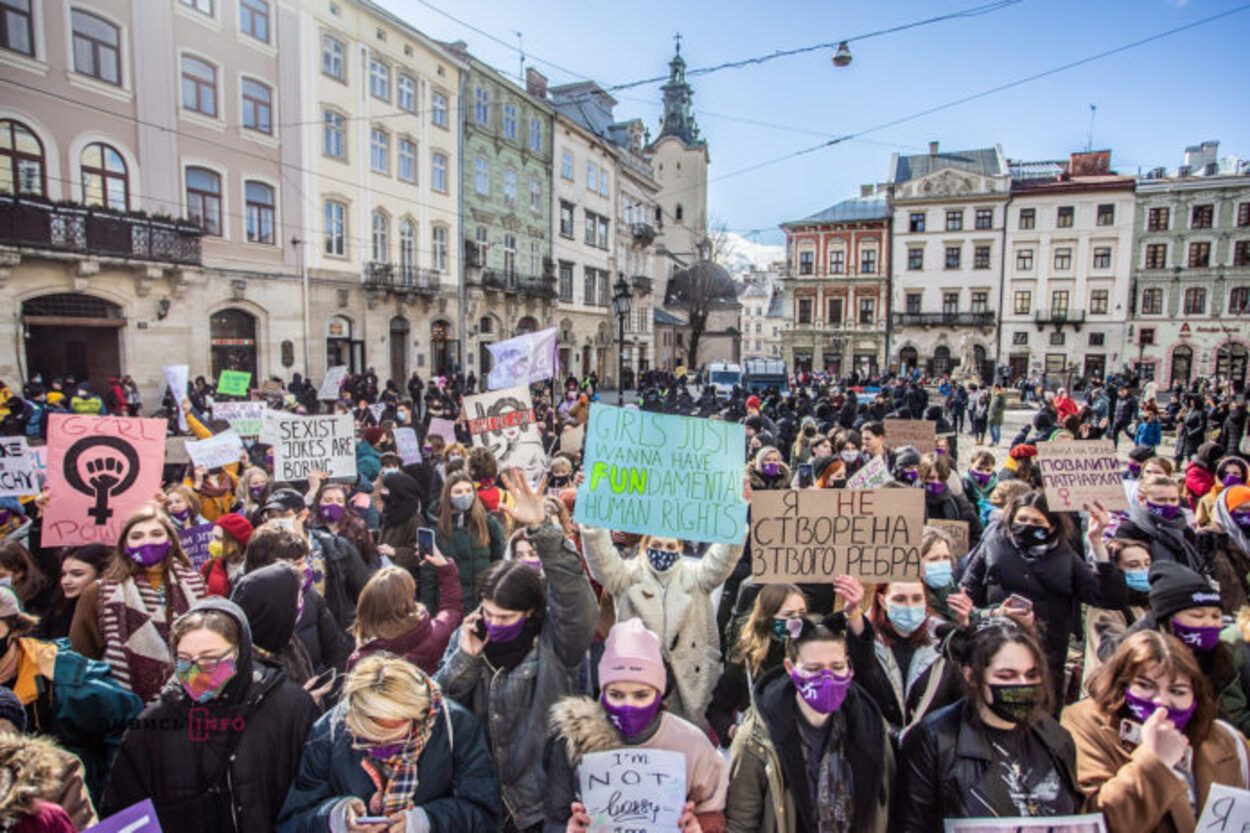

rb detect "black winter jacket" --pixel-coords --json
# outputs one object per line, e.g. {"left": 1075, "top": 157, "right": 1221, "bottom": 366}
{"left": 294, "top": 588, "right": 353, "bottom": 674}
{"left": 924, "top": 489, "right": 984, "bottom": 547}
{"left": 308, "top": 528, "right": 373, "bottom": 631}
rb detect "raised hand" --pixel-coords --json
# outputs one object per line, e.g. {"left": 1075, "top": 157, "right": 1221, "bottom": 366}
{"left": 947, "top": 591, "right": 974, "bottom": 628}
{"left": 459, "top": 610, "right": 486, "bottom": 656}
{"left": 422, "top": 543, "right": 449, "bottom": 568}
{"left": 1140, "top": 705, "right": 1189, "bottom": 768}
{"left": 501, "top": 468, "right": 548, "bottom": 528}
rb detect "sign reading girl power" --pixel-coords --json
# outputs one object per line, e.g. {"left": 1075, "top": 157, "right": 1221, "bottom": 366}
{"left": 573, "top": 404, "right": 746, "bottom": 545}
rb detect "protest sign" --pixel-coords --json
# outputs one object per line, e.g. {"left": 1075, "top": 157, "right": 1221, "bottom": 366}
{"left": 487, "top": 327, "right": 559, "bottom": 389}
{"left": 393, "top": 427, "right": 422, "bottom": 465}
{"left": 847, "top": 455, "right": 891, "bottom": 490}
{"left": 260, "top": 378, "right": 284, "bottom": 395}
{"left": 164, "top": 437, "right": 190, "bottom": 466}
{"left": 464, "top": 385, "right": 548, "bottom": 483}
{"left": 271, "top": 414, "right": 356, "bottom": 481}
{"left": 28, "top": 444, "right": 48, "bottom": 489}
{"left": 573, "top": 404, "right": 747, "bottom": 545}
{"left": 577, "top": 748, "right": 686, "bottom": 833}
{"left": 884, "top": 418, "right": 936, "bottom": 452}
{"left": 426, "top": 417, "right": 458, "bottom": 444}
{"left": 931, "top": 519, "right": 970, "bottom": 558}
{"left": 184, "top": 430, "right": 245, "bottom": 471}
{"left": 44, "top": 414, "right": 166, "bottom": 547}
{"left": 944, "top": 815, "right": 1106, "bottom": 833}
{"left": 750, "top": 488, "right": 924, "bottom": 582}
{"left": 0, "top": 436, "right": 38, "bottom": 497}
{"left": 1037, "top": 439, "right": 1128, "bottom": 512}
{"left": 368, "top": 403, "right": 387, "bottom": 423}
{"left": 318, "top": 366, "right": 348, "bottom": 401}
{"left": 1196, "top": 783, "right": 1250, "bottom": 833}
{"left": 216, "top": 369, "right": 251, "bottom": 397}
{"left": 178, "top": 522, "right": 215, "bottom": 571}
{"left": 86, "top": 798, "right": 163, "bottom": 833}
{"left": 163, "top": 364, "right": 188, "bottom": 432}
{"left": 213, "top": 401, "right": 266, "bottom": 437}
{"left": 559, "top": 422, "right": 586, "bottom": 455}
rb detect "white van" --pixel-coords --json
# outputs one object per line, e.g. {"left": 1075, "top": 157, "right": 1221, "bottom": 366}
{"left": 705, "top": 362, "right": 743, "bottom": 396}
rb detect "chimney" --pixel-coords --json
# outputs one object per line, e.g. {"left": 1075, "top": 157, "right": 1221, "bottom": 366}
{"left": 1201, "top": 140, "right": 1220, "bottom": 168}
{"left": 860, "top": 184, "right": 874, "bottom": 197}
{"left": 928, "top": 141, "right": 940, "bottom": 157}
{"left": 526, "top": 67, "right": 548, "bottom": 100}
{"left": 1068, "top": 150, "right": 1110, "bottom": 177}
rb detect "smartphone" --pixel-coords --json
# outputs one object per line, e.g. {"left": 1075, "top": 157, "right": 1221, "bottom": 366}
{"left": 417, "top": 527, "right": 435, "bottom": 559}
{"left": 473, "top": 614, "right": 488, "bottom": 642}
{"left": 308, "top": 667, "right": 337, "bottom": 690}
{"left": 797, "top": 463, "right": 814, "bottom": 488}
{"left": 1003, "top": 593, "right": 1034, "bottom": 613}
{"left": 1118, "top": 719, "right": 1142, "bottom": 747}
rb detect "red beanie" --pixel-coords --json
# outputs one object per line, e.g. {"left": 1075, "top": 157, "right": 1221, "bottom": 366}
{"left": 1009, "top": 444, "right": 1038, "bottom": 460}
{"left": 215, "top": 513, "right": 254, "bottom": 546}
{"left": 746, "top": 395, "right": 761, "bottom": 411}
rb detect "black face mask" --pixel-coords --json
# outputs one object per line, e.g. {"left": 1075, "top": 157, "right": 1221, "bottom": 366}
{"left": 548, "top": 475, "right": 570, "bottom": 488}
{"left": 1010, "top": 522, "right": 1054, "bottom": 552}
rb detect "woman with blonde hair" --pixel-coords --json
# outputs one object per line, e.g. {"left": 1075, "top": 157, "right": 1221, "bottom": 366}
{"left": 348, "top": 557, "right": 463, "bottom": 674}
{"left": 163, "top": 484, "right": 205, "bottom": 530}
{"left": 277, "top": 654, "right": 500, "bottom": 833}
{"left": 234, "top": 465, "right": 271, "bottom": 522}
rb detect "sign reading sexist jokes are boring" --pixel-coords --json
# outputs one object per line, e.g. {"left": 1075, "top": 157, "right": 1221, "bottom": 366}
{"left": 750, "top": 488, "right": 924, "bottom": 582}
{"left": 271, "top": 414, "right": 357, "bottom": 482}
{"left": 1037, "top": 440, "right": 1128, "bottom": 512}
{"left": 573, "top": 404, "right": 747, "bottom": 545}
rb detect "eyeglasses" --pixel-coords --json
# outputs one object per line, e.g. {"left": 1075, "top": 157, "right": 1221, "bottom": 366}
{"left": 174, "top": 649, "right": 237, "bottom": 675}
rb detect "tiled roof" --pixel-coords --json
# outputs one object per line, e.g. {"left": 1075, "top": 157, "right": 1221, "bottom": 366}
{"left": 765, "top": 287, "right": 785, "bottom": 318}
{"left": 653, "top": 307, "right": 687, "bottom": 326}
{"left": 892, "top": 146, "right": 1005, "bottom": 183}
{"left": 783, "top": 195, "right": 889, "bottom": 226}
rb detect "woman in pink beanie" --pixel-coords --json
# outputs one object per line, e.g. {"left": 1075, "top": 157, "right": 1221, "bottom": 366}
{"left": 544, "top": 617, "right": 729, "bottom": 833}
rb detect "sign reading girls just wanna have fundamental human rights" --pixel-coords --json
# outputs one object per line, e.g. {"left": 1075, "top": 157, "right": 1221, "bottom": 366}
{"left": 573, "top": 404, "right": 747, "bottom": 544}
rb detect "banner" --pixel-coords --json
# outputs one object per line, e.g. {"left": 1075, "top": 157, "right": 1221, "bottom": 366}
{"left": 393, "top": 427, "right": 422, "bottom": 465}
{"left": 212, "top": 402, "right": 266, "bottom": 437}
{"left": 1037, "top": 439, "right": 1128, "bottom": 512}
{"left": 487, "top": 327, "right": 559, "bottom": 390}
{"left": 559, "top": 423, "right": 586, "bottom": 455}
{"left": 750, "top": 488, "right": 924, "bottom": 582}
{"left": 318, "top": 366, "right": 348, "bottom": 401}
{"left": 0, "top": 436, "right": 38, "bottom": 497}
{"left": 577, "top": 748, "right": 686, "bottom": 833}
{"left": 86, "top": 798, "right": 163, "bottom": 833}
{"left": 846, "top": 455, "right": 891, "bottom": 490}
{"left": 44, "top": 414, "right": 167, "bottom": 547}
{"left": 165, "top": 437, "right": 190, "bottom": 466}
{"left": 163, "top": 364, "right": 188, "bottom": 432}
{"left": 426, "top": 417, "right": 458, "bottom": 445}
{"left": 271, "top": 414, "right": 356, "bottom": 481}
{"left": 944, "top": 815, "right": 1106, "bottom": 833}
{"left": 464, "top": 385, "right": 547, "bottom": 483}
{"left": 184, "top": 430, "right": 245, "bottom": 471}
{"left": 216, "top": 369, "right": 252, "bottom": 397}
{"left": 931, "top": 519, "right": 970, "bottom": 558}
{"left": 178, "top": 522, "right": 215, "bottom": 571}
{"left": 573, "top": 404, "right": 747, "bottom": 545}
{"left": 1197, "top": 783, "right": 1250, "bottom": 832}
{"left": 884, "top": 418, "right": 936, "bottom": 452}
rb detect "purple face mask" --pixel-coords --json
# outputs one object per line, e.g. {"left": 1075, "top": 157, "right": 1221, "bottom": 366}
{"left": 1171, "top": 620, "right": 1221, "bottom": 653}
{"left": 761, "top": 462, "right": 781, "bottom": 478}
{"left": 1123, "top": 688, "right": 1197, "bottom": 732}
{"left": 302, "top": 565, "right": 314, "bottom": 591}
{"left": 126, "top": 540, "right": 171, "bottom": 567}
{"left": 969, "top": 470, "right": 992, "bottom": 486}
{"left": 264, "top": 451, "right": 274, "bottom": 465}
{"left": 248, "top": 484, "right": 266, "bottom": 499}
{"left": 0, "top": 510, "right": 10, "bottom": 526}
{"left": 1127, "top": 462, "right": 1142, "bottom": 478}
{"left": 1147, "top": 501, "right": 1182, "bottom": 522}
{"left": 170, "top": 508, "right": 190, "bottom": 522}
{"left": 484, "top": 616, "right": 527, "bottom": 643}
{"left": 319, "top": 503, "right": 344, "bottom": 523}
{"left": 789, "top": 668, "right": 853, "bottom": 714}
{"left": 1233, "top": 510, "right": 1250, "bottom": 531}
{"left": 601, "top": 692, "right": 662, "bottom": 737}
{"left": 898, "top": 470, "right": 919, "bottom": 484}
{"left": 1223, "top": 474, "right": 1245, "bottom": 488}
{"left": 924, "top": 481, "right": 947, "bottom": 497}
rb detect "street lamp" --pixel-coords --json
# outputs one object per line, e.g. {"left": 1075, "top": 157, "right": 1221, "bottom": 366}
{"left": 611, "top": 276, "right": 631, "bottom": 405}
{"left": 831, "top": 41, "right": 852, "bottom": 68}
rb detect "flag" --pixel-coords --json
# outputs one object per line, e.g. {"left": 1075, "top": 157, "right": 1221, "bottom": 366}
{"left": 487, "top": 327, "right": 559, "bottom": 390}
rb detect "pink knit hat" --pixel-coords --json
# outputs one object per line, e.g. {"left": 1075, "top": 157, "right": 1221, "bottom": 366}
{"left": 598, "top": 618, "right": 666, "bottom": 692}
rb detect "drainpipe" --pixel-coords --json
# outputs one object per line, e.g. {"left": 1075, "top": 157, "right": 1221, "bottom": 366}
{"left": 884, "top": 208, "right": 894, "bottom": 373}
{"left": 457, "top": 69, "right": 468, "bottom": 373}
{"left": 297, "top": 236, "right": 310, "bottom": 375}
{"left": 994, "top": 194, "right": 1012, "bottom": 380}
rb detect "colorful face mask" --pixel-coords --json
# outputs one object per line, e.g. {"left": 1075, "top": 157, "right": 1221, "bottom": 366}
{"left": 1171, "top": 620, "right": 1221, "bottom": 652}
{"left": 1123, "top": 688, "right": 1196, "bottom": 732}
{"left": 1146, "top": 501, "right": 1181, "bottom": 522}
{"left": 924, "top": 481, "right": 947, "bottom": 497}
{"left": 176, "top": 653, "right": 237, "bottom": 703}
{"left": 771, "top": 617, "right": 798, "bottom": 641}
{"left": 887, "top": 603, "right": 927, "bottom": 636}
{"left": 319, "top": 503, "right": 344, "bottom": 523}
{"left": 923, "top": 561, "right": 953, "bottom": 589}
{"left": 207, "top": 540, "right": 224, "bottom": 560}
{"left": 646, "top": 547, "right": 679, "bottom": 572}
{"left": 601, "top": 692, "right": 662, "bottom": 737}
{"left": 126, "top": 540, "right": 171, "bottom": 568}
{"left": 987, "top": 682, "right": 1041, "bottom": 724}
{"left": 1123, "top": 569, "right": 1150, "bottom": 593}
{"left": 789, "top": 668, "right": 853, "bottom": 714}
{"left": 484, "top": 615, "right": 527, "bottom": 644}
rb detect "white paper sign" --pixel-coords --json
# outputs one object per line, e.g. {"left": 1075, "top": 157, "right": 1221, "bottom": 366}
{"left": 318, "top": 366, "right": 348, "bottom": 401}
{"left": 163, "top": 364, "right": 189, "bottom": 432}
{"left": 393, "top": 427, "right": 422, "bottom": 465}
{"left": 464, "top": 385, "right": 547, "bottom": 483}
{"left": 271, "top": 414, "right": 357, "bottom": 481}
{"left": 212, "top": 402, "right": 267, "bottom": 437}
{"left": 944, "top": 816, "right": 1106, "bottom": 833}
{"left": 28, "top": 444, "right": 48, "bottom": 490}
{"left": 1197, "top": 783, "right": 1250, "bottom": 833}
{"left": 487, "top": 327, "right": 559, "bottom": 390}
{"left": 0, "top": 436, "right": 38, "bottom": 497}
{"left": 184, "top": 430, "right": 245, "bottom": 471}
{"left": 847, "top": 455, "right": 891, "bottom": 490}
{"left": 577, "top": 748, "right": 686, "bottom": 833}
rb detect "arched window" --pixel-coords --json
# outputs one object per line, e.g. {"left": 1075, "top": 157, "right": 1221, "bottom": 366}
{"left": 479, "top": 316, "right": 493, "bottom": 335}
{"left": 1171, "top": 345, "right": 1193, "bottom": 388}
{"left": 244, "top": 181, "right": 274, "bottom": 244}
{"left": 185, "top": 166, "right": 222, "bottom": 235}
{"left": 80, "top": 142, "right": 128, "bottom": 210}
{"left": 0, "top": 119, "right": 45, "bottom": 196}
{"left": 371, "top": 210, "right": 389, "bottom": 262}
{"left": 399, "top": 218, "right": 415, "bottom": 275}
{"left": 210, "top": 308, "right": 258, "bottom": 379}
{"left": 933, "top": 345, "right": 952, "bottom": 374}
{"left": 899, "top": 346, "right": 918, "bottom": 372}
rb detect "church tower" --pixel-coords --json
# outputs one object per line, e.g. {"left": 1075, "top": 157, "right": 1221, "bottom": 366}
{"left": 658, "top": 37, "right": 702, "bottom": 147}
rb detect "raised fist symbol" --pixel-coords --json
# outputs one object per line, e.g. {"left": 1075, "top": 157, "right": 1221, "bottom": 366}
{"left": 63, "top": 436, "right": 141, "bottom": 525}
{"left": 86, "top": 456, "right": 124, "bottom": 495}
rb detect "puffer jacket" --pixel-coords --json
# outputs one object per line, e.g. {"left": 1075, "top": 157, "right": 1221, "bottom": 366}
{"left": 433, "top": 523, "right": 597, "bottom": 829}
{"left": 420, "top": 501, "right": 505, "bottom": 612}
{"left": 308, "top": 528, "right": 373, "bottom": 631}
{"left": 895, "top": 700, "right": 1081, "bottom": 832}
{"left": 582, "top": 525, "right": 741, "bottom": 728}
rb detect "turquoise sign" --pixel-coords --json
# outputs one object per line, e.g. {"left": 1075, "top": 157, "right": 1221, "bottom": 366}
{"left": 573, "top": 404, "right": 747, "bottom": 544}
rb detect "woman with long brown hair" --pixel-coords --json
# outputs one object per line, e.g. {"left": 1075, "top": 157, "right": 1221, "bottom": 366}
{"left": 69, "top": 504, "right": 207, "bottom": 702}
{"left": 0, "top": 540, "right": 54, "bottom": 616}
{"left": 420, "top": 471, "right": 503, "bottom": 613}
{"left": 348, "top": 560, "right": 462, "bottom": 674}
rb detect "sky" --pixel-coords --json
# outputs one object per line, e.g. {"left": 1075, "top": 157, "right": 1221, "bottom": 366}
{"left": 379, "top": 0, "right": 1249, "bottom": 259}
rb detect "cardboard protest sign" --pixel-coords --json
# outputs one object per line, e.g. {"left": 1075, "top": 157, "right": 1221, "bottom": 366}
{"left": 43, "top": 414, "right": 166, "bottom": 547}
{"left": 426, "top": 417, "right": 458, "bottom": 444}
{"left": 318, "top": 366, "right": 348, "bottom": 401}
{"left": 464, "top": 385, "right": 548, "bottom": 483}
{"left": 944, "top": 815, "right": 1106, "bottom": 833}
{"left": 260, "top": 378, "right": 284, "bottom": 395}
{"left": 750, "top": 488, "right": 924, "bottom": 582}
{"left": 884, "top": 418, "right": 936, "bottom": 452}
{"left": 86, "top": 798, "right": 163, "bottom": 833}
{"left": 163, "top": 364, "right": 188, "bottom": 432}
{"left": 1196, "top": 783, "right": 1250, "bottom": 833}
{"left": 216, "top": 370, "right": 251, "bottom": 397}
{"left": 847, "top": 455, "right": 890, "bottom": 490}
{"left": 178, "top": 522, "right": 215, "bottom": 571}
{"left": 164, "top": 437, "right": 190, "bottom": 466}
{"left": 393, "top": 427, "right": 422, "bottom": 465}
{"left": 28, "top": 444, "right": 47, "bottom": 490}
{"left": 212, "top": 402, "right": 266, "bottom": 437}
{"left": 559, "top": 422, "right": 586, "bottom": 455}
{"left": 0, "top": 436, "right": 39, "bottom": 497}
{"left": 931, "top": 519, "right": 970, "bottom": 558}
{"left": 577, "top": 748, "right": 686, "bottom": 833}
{"left": 573, "top": 404, "right": 747, "bottom": 545}
{"left": 184, "top": 430, "right": 245, "bottom": 471}
{"left": 487, "top": 327, "right": 559, "bottom": 389}
{"left": 271, "top": 414, "right": 356, "bottom": 481}
{"left": 1037, "top": 439, "right": 1128, "bottom": 512}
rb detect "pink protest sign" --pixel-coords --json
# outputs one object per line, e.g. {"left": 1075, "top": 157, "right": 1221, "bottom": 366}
{"left": 44, "top": 414, "right": 167, "bottom": 547}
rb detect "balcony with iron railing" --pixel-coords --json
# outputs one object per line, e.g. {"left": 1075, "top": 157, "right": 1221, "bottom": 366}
{"left": 364, "top": 262, "right": 440, "bottom": 294}
{"left": 891, "top": 311, "right": 996, "bottom": 327}
{"left": 630, "top": 223, "right": 656, "bottom": 246}
{"left": 479, "top": 269, "right": 557, "bottom": 298}
{"left": 1034, "top": 308, "right": 1085, "bottom": 328}
{"left": 0, "top": 195, "right": 202, "bottom": 265}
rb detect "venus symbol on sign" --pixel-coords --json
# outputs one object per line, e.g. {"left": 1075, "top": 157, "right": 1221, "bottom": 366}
{"left": 62, "top": 436, "right": 141, "bottom": 524}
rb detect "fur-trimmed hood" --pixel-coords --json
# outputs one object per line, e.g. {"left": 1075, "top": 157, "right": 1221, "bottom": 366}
{"left": 548, "top": 695, "right": 622, "bottom": 768}
{"left": 0, "top": 732, "right": 72, "bottom": 820}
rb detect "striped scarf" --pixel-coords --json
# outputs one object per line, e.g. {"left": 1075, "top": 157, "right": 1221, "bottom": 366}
{"left": 360, "top": 683, "right": 444, "bottom": 816}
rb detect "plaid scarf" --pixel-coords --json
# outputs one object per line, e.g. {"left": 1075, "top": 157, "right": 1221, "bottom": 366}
{"left": 360, "top": 682, "right": 444, "bottom": 816}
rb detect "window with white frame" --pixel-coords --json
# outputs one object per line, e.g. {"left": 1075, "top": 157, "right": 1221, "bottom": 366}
{"left": 431, "top": 152, "right": 447, "bottom": 192}
{"left": 397, "top": 138, "right": 415, "bottom": 182}
{"left": 474, "top": 156, "right": 489, "bottom": 195}
{"left": 502, "top": 103, "right": 517, "bottom": 140}
{"left": 432, "top": 226, "right": 447, "bottom": 271}
{"left": 323, "top": 110, "right": 345, "bottom": 158}
{"left": 371, "top": 210, "right": 389, "bottom": 261}
{"left": 503, "top": 168, "right": 517, "bottom": 206}
{"left": 503, "top": 233, "right": 517, "bottom": 276}
{"left": 241, "top": 78, "right": 272, "bottom": 134}
{"left": 369, "top": 58, "right": 389, "bottom": 101}
{"left": 322, "top": 35, "right": 344, "bottom": 80}
{"left": 431, "top": 91, "right": 447, "bottom": 127}
{"left": 529, "top": 177, "right": 541, "bottom": 214}
{"left": 397, "top": 73, "right": 415, "bottom": 112}
{"left": 529, "top": 116, "right": 541, "bottom": 152}
{"left": 599, "top": 168, "right": 609, "bottom": 197}
{"left": 181, "top": 0, "right": 213, "bottom": 15}
{"left": 586, "top": 161, "right": 597, "bottom": 192}
{"left": 244, "top": 181, "right": 274, "bottom": 244}
{"left": 561, "top": 150, "right": 573, "bottom": 180}
{"left": 474, "top": 86, "right": 489, "bottom": 125}
{"left": 239, "top": 0, "right": 269, "bottom": 43}
{"left": 324, "top": 199, "right": 345, "bottom": 255}
{"left": 399, "top": 218, "right": 415, "bottom": 272}
{"left": 370, "top": 128, "right": 389, "bottom": 174}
